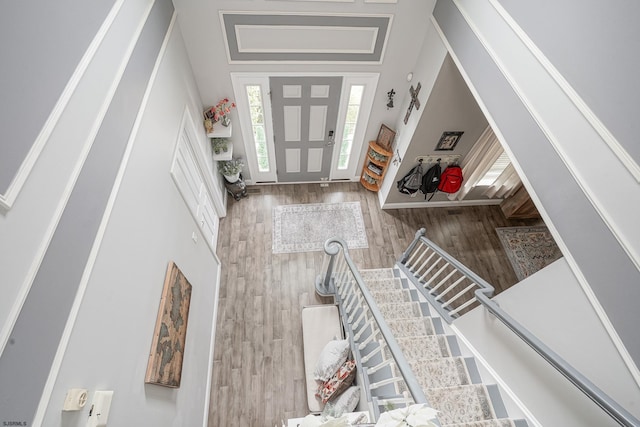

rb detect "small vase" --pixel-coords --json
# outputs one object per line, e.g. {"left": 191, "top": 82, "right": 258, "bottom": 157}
{"left": 221, "top": 115, "right": 231, "bottom": 127}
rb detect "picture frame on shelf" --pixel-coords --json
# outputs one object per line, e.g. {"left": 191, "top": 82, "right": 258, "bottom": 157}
{"left": 376, "top": 124, "right": 396, "bottom": 151}
{"left": 435, "top": 131, "right": 464, "bottom": 151}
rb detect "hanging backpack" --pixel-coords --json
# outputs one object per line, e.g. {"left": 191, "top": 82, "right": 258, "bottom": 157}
{"left": 438, "top": 165, "right": 464, "bottom": 194}
{"left": 396, "top": 162, "right": 424, "bottom": 195}
{"left": 420, "top": 162, "right": 442, "bottom": 200}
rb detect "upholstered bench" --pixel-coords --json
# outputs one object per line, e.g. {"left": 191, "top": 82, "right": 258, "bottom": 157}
{"left": 301, "top": 304, "right": 344, "bottom": 413}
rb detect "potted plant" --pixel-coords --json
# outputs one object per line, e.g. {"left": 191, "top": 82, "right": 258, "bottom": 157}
{"left": 218, "top": 158, "right": 244, "bottom": 183}
{"left": 211, "top": 138, "right": 229, "bottom": 155}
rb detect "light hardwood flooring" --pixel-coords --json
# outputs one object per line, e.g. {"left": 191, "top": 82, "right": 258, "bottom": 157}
{"left": 207, "top": 182, "right": 542, "bottom": 427}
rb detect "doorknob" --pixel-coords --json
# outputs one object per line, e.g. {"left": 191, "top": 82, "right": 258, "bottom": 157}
{"left": 327, "top": 130, "right": 335, "bottom": 146}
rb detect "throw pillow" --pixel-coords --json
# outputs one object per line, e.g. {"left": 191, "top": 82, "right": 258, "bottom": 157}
{"left": 316, "top": 359, "right": 356, "bottom": 403}
{"left": 313, "top": 339, "right": 350, "bottom": 382}
{"left": 328, "top": 386, "right": 360, "bottom": 415}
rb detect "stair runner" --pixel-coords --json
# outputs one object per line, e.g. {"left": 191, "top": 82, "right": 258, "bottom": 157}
{"left": 357, "top": 268, "right": 527, "bottom": 427}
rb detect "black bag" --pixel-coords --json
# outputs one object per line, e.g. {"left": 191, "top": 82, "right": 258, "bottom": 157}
{"left": 420, "top": 162, "right": 442, "bottom": 200}
{"left": 396, "top": 162, "right": 424, "bottom": 195}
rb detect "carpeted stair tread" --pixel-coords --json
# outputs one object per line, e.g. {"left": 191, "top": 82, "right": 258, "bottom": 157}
{"left": 427, "top": 384, "right": 496, "bottom": 425}
{"left": 443, "top": 419, "right": 517, "bottom": 427}
{"left": 364, "top": 277, "right": 405, "bottom": 292}
{"left": 359, "top": 268, "right": 395, "bottom": 281}
{"left": 389, "top": 335, "right": 452, "bottom": 360}
{"left": 386, "top": 317, "right": 436, "bottom": 338}
{"left": 353, "top": 266, "right": 522, "bottom": 426}
{"left": 408, "top": 357, "right": 471, "bottom": 389}
{"left": 377, "top": 302, "right": 423, "bottom": 319}
{"left": 370, "top": 289, "right": 413, "bottom": 304}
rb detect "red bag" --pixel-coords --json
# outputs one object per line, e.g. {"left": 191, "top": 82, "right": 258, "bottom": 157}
{"left": 437, "top": 165, "right": 463, "bottom": 193}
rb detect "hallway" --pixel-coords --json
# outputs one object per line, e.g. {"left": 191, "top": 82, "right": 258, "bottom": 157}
{"left": 208, "top": 182, "right": 542, "bottom": 426}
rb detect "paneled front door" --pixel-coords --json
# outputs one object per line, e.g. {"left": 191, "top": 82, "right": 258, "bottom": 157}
{"left": 270, "top": 76, "right": 343, "bottom": 182}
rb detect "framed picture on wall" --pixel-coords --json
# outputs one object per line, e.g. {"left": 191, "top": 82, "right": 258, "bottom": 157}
{"left": 376, "top": 124, "right": 396, "bottom": 151}
{"left": 435, "top": 131, "right": 464, "bottom": 151}
{"left": 145, "top": 261, "right": 192, "bottom": 388}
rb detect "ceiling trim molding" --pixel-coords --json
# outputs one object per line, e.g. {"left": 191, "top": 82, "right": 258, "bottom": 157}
{"left": 220, "top": 11, "right": 392, "bottom": 64}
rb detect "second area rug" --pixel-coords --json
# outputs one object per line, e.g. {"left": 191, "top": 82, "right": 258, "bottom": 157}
{"left": 272, "top": 202, "right": 369, "bottom": 254}
{"left": 496, "top": 226, "right": 562, "bottom": 281}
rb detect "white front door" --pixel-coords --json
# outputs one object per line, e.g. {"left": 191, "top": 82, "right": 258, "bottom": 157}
{"left": 270, "top": 76, "right": 342, "bottom": 182}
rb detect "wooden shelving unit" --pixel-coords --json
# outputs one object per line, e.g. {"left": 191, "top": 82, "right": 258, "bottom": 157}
{"left": 360, "top": 141, "right": 392, "bottom": 192}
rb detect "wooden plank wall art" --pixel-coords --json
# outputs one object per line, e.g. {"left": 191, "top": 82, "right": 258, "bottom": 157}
{"left": 145, "top": 261, "right": 193, "bottom": 388}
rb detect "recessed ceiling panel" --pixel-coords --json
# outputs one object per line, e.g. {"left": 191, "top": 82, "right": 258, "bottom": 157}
{"left": 221, "top": 12, "right": 392, "bottom": 63}
{"left": 235, "top": 25, "right": 378, "bottom": 54}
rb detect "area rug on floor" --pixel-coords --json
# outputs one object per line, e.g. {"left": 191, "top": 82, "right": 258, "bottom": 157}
{"left": 496, "top": 226, "right": 563, "bottom": 281}
{"left": 272, "top": 202, "right": 368, "bottom": 254}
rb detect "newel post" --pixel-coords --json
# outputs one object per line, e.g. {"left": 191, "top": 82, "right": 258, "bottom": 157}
{"left": 315, "top": 239, "right": 341, "bottom": 296}
{"left": 399, "top": 228, "right": 426, "bottom": 264}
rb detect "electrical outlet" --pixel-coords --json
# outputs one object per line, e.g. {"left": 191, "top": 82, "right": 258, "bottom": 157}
{"left": 86, "top": 391, "right": 113, "bottom": 427}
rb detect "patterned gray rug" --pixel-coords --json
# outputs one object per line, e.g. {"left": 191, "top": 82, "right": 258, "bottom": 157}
{"left": 272, "top": 202, "right": 368, "bottom": 254}
{"left": 496, "top": 226, "right": 563, "bottom": 281}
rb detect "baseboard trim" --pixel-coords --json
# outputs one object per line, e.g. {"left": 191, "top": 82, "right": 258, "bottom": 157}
{"left": 382, "top": 198, "right": 502, "bottom": 209}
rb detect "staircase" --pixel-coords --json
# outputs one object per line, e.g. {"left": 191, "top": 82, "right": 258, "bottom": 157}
{"left": 350, "top": 267, "right": 528, "bottom": 427}
{"left": 318, "top": 230, "right": 639, "bottom": 427}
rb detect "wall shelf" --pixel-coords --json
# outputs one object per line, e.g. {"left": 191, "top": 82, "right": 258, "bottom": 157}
{"left": 207, "top": 123, "right": 232, "bottom": 138}
{"left": 212, "top": 145, "right": 233, "bottom": 161}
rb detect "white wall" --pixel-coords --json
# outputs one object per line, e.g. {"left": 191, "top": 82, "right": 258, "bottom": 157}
{"left": 39, "top": 21, "right": 221, "bottom": 427}
{"left": 378, "top": 21, "right": 447, "bottom": 205}
{"left": 0, "top": 1, "right": 222, "bottom": 425}
{"left": 172, "top": 0, "right": 437, "bottom": 182}
{"left": 454, "top": 259, "right": 640, "bottom": 426}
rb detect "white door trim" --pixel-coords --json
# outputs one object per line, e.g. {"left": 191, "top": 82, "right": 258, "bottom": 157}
{"left": 231, "top": 72, "right": 379, "bottom": 183}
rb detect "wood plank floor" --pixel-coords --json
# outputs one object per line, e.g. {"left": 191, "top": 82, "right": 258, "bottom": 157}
{"left": 207, "top": 182, "right": 542, "bottom": 427}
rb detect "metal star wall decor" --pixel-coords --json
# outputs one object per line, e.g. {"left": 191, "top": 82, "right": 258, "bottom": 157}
{"left": 404, "top": 82, "right": 422, "bottom": 124}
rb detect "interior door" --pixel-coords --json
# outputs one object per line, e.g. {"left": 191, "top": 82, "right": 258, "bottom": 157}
{"left": 270, "top": 76, "right": 342, "bottom": 182}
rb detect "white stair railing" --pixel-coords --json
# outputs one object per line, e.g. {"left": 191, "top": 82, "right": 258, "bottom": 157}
{"left": 398, "top": 229, "right": 493, "bottom": 322}
{"left": 398, "top": 228, "right": 640, "bottom": 427}
{"left": 316, "top": 237, "right": 430, "bottom": 420}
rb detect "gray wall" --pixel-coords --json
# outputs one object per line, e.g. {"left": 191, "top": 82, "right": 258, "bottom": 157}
{"left": 0, "top": 0, "right": 174, "bottom": 422}
{"left": 0, "top": 1, "right": 222, "bottom": 426}
{"left": 433, "top": 0, "right": 640, "bottom": 367}
{"left": 498, "top": 0, "right": 640, "bottom": 163}
{"left": 0, "top": 0, "right": 115, "bottom": 192}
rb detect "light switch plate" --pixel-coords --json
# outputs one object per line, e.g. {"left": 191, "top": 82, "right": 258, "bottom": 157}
{"left": 87, "top": 391, "right": 113, "bottom": 427}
